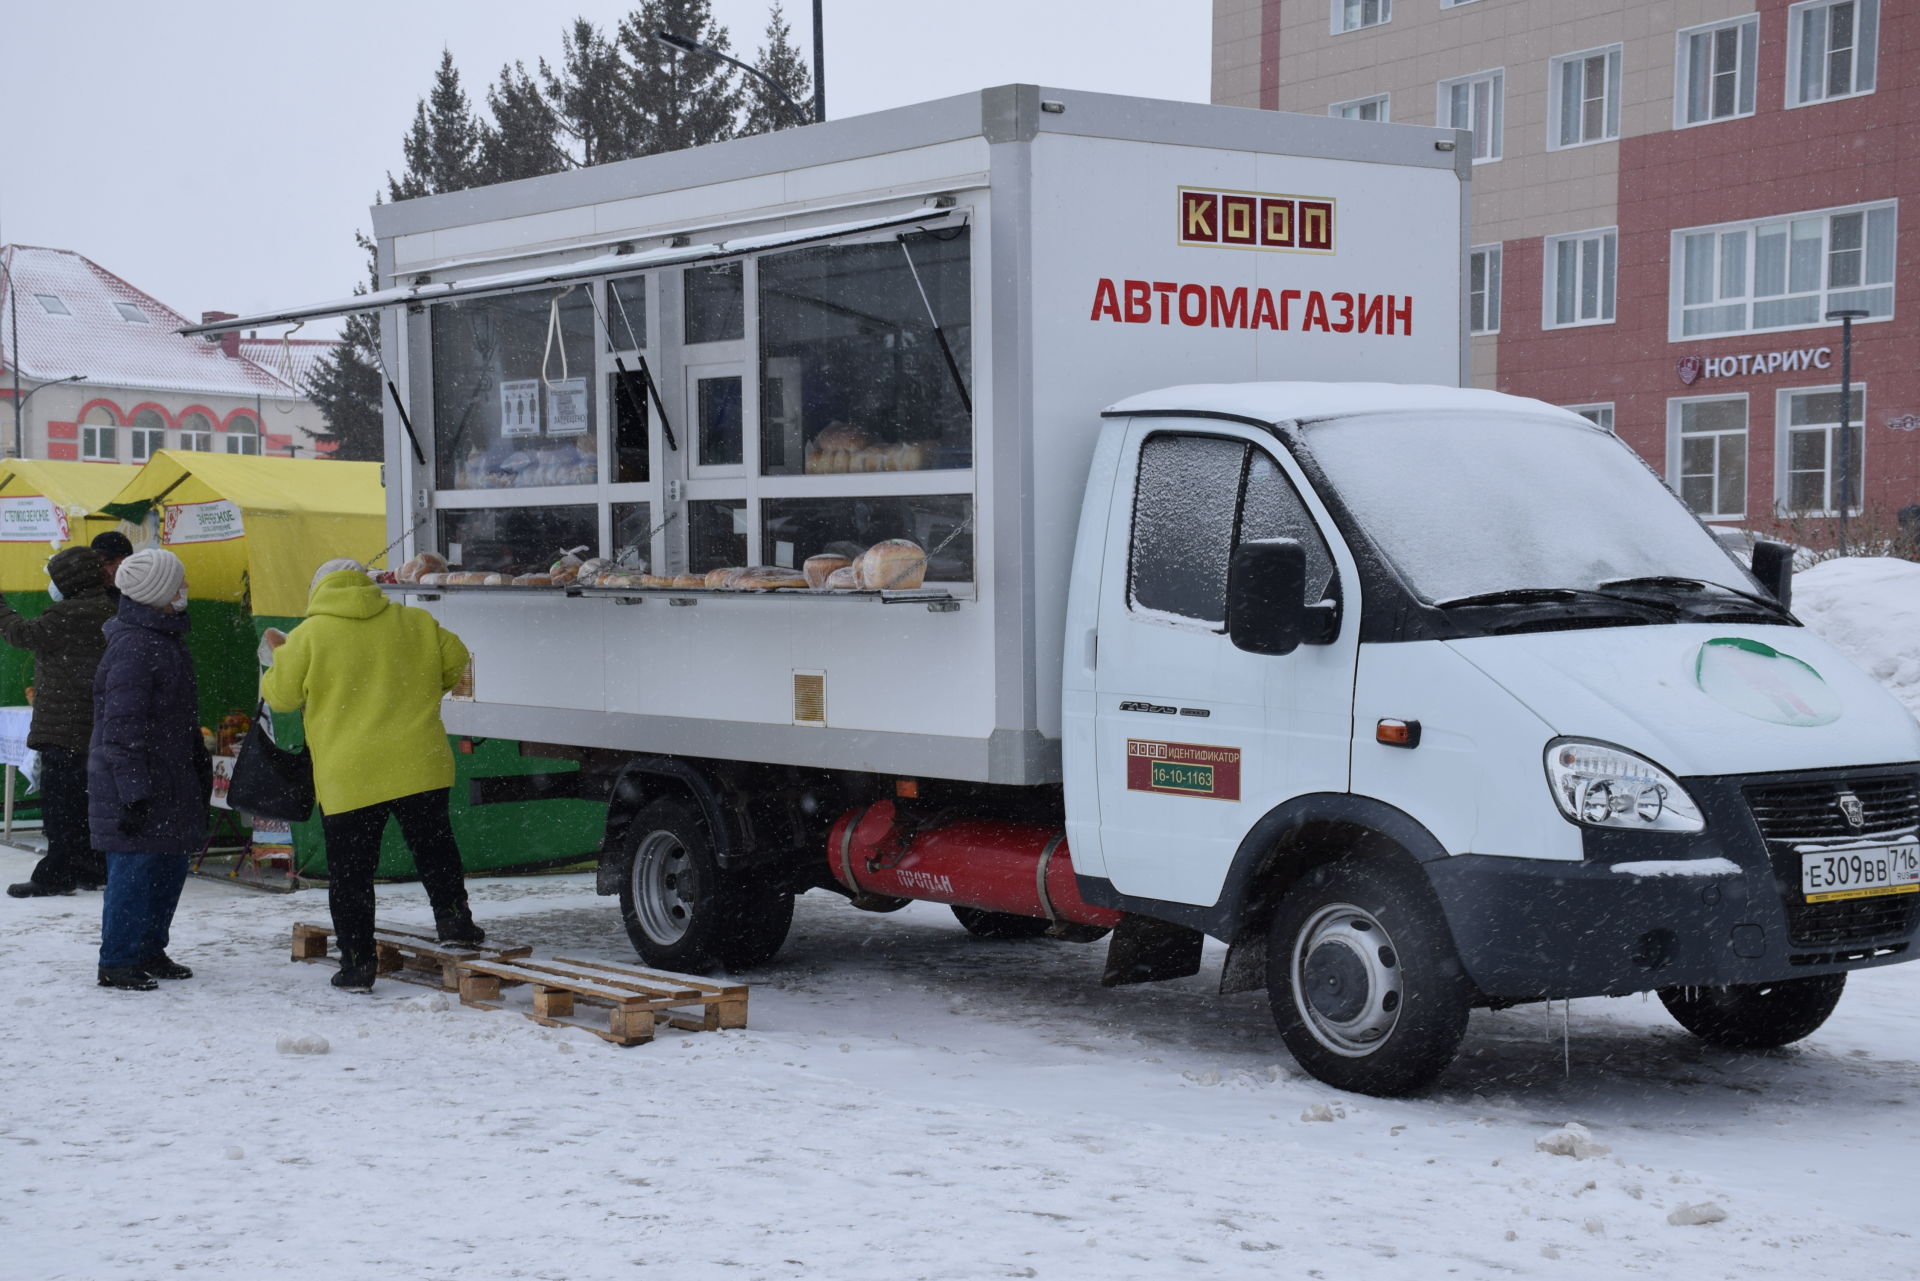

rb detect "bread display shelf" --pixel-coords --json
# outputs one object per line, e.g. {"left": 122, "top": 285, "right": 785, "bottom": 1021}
{"left": 382, "top": 582, "right": 964, "bottom": 609}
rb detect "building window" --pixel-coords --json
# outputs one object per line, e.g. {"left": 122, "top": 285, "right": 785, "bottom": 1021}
{"left": 226, "top": 414, "right": 261, "bottom": 456}
{"left": 1677, "top": 17, "right": 1758, "bottom": 126}
{"left": 33, "top": 294, "right": 69, "bottom": 316}
{"left": 1441, "top": 0, "right": 1481, "bottom": 6}
{"left": 1674, "top": 201, "right": 1895, "bottom": 339}
{"left": 1788, "top": 0, "right": 1878, "bottom": 106}
{"left": 130, "top": 409, "right": 166, "bottom": 461}
{"left": 1566, "top": 403, "right": 1615, "bottom": 432}
{"left": 1549, "top": 45, "right": 1622, "bottom": 149}
{"left": 1438, "top": 70, "right": 1503, "bottom": 161}
{"left": 1330, "top": 95, "right": 1389, "bottom": 122}
{"left": 1669, "top": 397, "right": 1748, "bottom": 520}
{"left": 178, "top": 412, "right": 214, "bottom": 452}
{"left": 1469, "top": 245, "right": 1501, "bottom": 334}
{"left": 1544, "top": 228, "right": 1617, "bottom": 328}
{"left": 113, "top": 302, "right": 150, "bottom": 324}
{"left": 1331, "top": 0, "right": 1389, "bottom": 35}
{"left": 81, "top": 410, "right": 115, "bottom": 462}
{"left": 1778, "top": 386, "right": 1864, "bottom": 515}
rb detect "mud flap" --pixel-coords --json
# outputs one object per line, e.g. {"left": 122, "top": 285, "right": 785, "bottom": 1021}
{"left": 1218, "top": 933, "right": 1267, "bottom": 995}
{"left": 1101, "top": 915, "right": 1205, "bottom": 987}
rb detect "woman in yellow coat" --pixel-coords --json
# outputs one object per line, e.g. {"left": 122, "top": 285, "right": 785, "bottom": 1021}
{"left": 262, "top": 559, "right": 482, "bottom": 992}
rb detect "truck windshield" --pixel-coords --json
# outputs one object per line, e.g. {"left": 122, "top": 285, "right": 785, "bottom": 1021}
{"left": 1300, "top": 411, "right": 1758, "bottom": 606}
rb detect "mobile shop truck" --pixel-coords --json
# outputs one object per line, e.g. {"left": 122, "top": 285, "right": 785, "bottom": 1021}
{"left": 195, "top": 88, "right": 1920, "bottom": 1095}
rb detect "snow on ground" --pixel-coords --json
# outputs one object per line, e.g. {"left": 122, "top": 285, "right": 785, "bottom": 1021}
{"left": 1794, "top": 556, "right": 1920, "bottom": 716}
{"left": 6, "top": 853, "right": 1920, "bottom": 1281}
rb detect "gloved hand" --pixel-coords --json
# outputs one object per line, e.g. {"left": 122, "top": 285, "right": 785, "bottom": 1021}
{"left": 121, "top": 798, "right": 152, "bottom": 836}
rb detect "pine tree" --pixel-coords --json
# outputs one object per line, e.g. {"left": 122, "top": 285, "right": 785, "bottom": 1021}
{"left": 743, "top": 3, "right": 813, "bottom": 135}
{"left": 618, "top": 0, "right": 744, "bottom": 156}
{"left": 541, "top": 19, "right": 636, "bottom": 167}
{"left": 303, "top": 231, "right": 386, "bottom": 461}
{"left": 480, "top": 61, "right": 567, "bottom": 183}
{"left": 389, "top": 49, "right": 484, "bottom": 200}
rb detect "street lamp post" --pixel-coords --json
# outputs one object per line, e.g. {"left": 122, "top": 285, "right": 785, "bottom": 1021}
{"left": 1825, "top": 307, "right": 1868, "bottom": 553}
{"left": 7, "top": 374, "right": 87, "bottom": 460}
{"left": 811, "top": 0, "right": 825, "bottom": 124}
{"left": 651, "top": 29, "right": 814, "bottom": 130}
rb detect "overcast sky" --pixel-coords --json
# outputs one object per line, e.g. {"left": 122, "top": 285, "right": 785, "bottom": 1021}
{"left": 1, "top": 1, "right": 1212, "bottom": 338}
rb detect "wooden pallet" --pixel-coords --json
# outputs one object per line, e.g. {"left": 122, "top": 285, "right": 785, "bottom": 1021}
{"left": 290, "top": 921, "right": 532, "bottom": 991}
{"left": 455, "top": 955, "right": 748, "bottom": 1047}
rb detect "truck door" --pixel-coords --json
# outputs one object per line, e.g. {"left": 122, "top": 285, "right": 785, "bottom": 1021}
{"left": 1092, "top": 422, "right": 1357, "bottom": 907}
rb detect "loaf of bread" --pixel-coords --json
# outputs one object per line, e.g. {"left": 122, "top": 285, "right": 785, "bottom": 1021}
{"left": 574, "top": 558, "right": 613, "bottom": 588}
{"left": 672, "top": 574, "right": 707, "bottom": 589}
{"left": 397, "top": 551, "right": 449, "bottom": 583}
{"left": 822, "top": 566, "right": 859, "bottom": 590}
{"left": 722, "top": 566, "right": 810, "bottom": 590}
{"left": 480, "top": 573, "right": 508, "bottom": 586}
{"left": 703, "top": 568, "right": 736, "bottom": 588}
{"left": 803, "top": 554, "right": 852, "bottom": 588}
{"left": 510, "top": 573, "right": 553, "bottom": 586}
{"left": 418, "top": 572, "right": 448, "bottom": 587}
{"left": 445, "top": 572, "right": 489, "bottom": 586}
{"left": 597, "top": 572, "right": 646, "bottom": 589}
{"left": 856, "top": 539, "right": 928, "bottom": 590}
{"left": 640, "top": 575, "right": 674, "bottom": 589}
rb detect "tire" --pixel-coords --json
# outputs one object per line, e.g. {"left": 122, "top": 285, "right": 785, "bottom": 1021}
{"left": 951, "top": 905, "right": 1053, "bottom": 940}
{"left": 618, "top": 799, "right": 793, "bottom": 973}
{"left": 1267, "top": 858, "right": 1475, "bottom": 1098}
{"left": 1658, "top": 975, "right": 1845, "bottom": 1049}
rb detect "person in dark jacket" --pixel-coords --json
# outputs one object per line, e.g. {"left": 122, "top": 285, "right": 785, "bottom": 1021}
{"left": 3, "top": 547, "right": 116, "bottom": 897}
{"left": 90, "top": 549, "right": 210, "bottom": 991}
{"left": 91, "top": 531, "right": 134, "bottom": 602}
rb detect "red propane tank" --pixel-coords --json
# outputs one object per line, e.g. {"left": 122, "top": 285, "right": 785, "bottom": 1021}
{"left": 825, "top": 800, "right": 1122, "bottom": 929}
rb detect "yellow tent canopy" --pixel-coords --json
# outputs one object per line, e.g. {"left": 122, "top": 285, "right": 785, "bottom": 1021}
{"left": 96, "top": 453, "right": 387, "bottom": 619}
{"left": 0, "top": 460, "right": 140, "bottom": 592}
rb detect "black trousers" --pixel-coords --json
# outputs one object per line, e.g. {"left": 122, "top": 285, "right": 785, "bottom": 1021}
{"left": 30, "top": 746, "right": 105, "bottom": 891}
{"left": 320, "top": 788, "right": 471, "bottom": 963}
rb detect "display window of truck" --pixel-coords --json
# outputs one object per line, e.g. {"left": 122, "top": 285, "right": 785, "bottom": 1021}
{"left": 421, "top": 228, "right": 974, "bottom": 587}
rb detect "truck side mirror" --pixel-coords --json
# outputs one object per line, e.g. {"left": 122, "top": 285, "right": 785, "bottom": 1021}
{"left": 1226, "top": 538, "right": 1338, "bottom": 656}
{"left": 1751, "top": 540, "right": 1793, "bottom": 610}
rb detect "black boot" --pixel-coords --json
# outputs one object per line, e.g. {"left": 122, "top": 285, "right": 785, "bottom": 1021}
{"left": 435, "top": 909, "right": 485, "bottom": 947}
{"left": 331, "top": 956, "right": 375, "bottom": 993}
{"left": 141, "top": 953, "right": 193, "bottom": 980}
{"left": 9, "top": 881, "right": 74, "bottom": 898}
{"left": 98, "top": 966, "right": 158, "bottom": 991}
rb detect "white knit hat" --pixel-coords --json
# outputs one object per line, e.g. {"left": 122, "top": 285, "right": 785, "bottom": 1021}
{"left": 116, "top": 549, "right": 186, "bottom": 608}
{"left": 310, "top": 557, "right": 367, "bottom": 595}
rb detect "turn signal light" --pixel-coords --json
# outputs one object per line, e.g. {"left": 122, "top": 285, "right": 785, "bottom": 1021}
{"left": 1376, "top": 719, "right": 1421, "bottom": 749}
{"left": 895, "top": 779, "right": 920, "bottom": 799}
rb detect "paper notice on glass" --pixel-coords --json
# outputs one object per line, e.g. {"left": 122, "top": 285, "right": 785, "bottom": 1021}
{"left": 500, "top": 380, "right": 541, "bottom": 437}
{"left": 547, "top": 378, "right": 590, "bottom": 436}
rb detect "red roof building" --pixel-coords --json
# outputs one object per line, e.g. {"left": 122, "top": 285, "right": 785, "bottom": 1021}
{"left": 0, "top": 244, "right": 340, "bottom": 461}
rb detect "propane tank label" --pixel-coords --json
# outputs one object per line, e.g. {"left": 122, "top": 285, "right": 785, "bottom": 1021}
{"left": 1126, "top": 739, "right": 1242, "bottom": 801}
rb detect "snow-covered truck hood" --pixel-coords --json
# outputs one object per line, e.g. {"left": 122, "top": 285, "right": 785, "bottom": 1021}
{"left": 1446, "top": 624, "right": 1920, "bottom": 778}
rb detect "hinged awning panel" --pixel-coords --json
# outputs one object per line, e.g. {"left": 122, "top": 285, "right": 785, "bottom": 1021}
{"left": 180, "top": 206, "right": 955, "bottom": 336}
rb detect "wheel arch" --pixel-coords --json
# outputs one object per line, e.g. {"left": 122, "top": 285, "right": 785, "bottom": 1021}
{"left": 1217, "top": 793, "right": 1453, "bottom": 995}
{"left": 595, "top": 756, "right": 738, "bottom": 895}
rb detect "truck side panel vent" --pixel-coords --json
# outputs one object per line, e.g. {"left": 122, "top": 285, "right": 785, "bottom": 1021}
{"left": 793, "top": 671, "right": 826, "bottom": 725}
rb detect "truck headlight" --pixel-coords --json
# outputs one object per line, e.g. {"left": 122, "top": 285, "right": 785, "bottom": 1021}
{"left": 1544, "top": 739, "right": 1704, "bottom": 834}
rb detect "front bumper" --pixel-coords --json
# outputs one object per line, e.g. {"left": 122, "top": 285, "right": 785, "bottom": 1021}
{"left": 1426, "top": 763, "right": 1920, "bottom": 1001}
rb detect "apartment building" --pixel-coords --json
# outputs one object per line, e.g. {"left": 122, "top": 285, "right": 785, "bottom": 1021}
{"left": 1214, "top": 0, "right": 1915, "bottom": 543}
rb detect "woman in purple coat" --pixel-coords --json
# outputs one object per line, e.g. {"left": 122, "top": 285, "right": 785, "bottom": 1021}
{"left": 90, "top": 549, "right": 211, "bottom": 991}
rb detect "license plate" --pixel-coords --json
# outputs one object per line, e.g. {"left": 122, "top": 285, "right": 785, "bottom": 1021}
{"left": 1801, "top": 842, "right": 1920, "bottom": 903}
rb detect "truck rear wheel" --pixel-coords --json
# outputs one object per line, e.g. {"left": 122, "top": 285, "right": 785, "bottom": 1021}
{"left": 1267, "top": 858, "right": 1474, "bottom": 1097}
{"left": 618, "top": 799, "right": 793, "bottom": 973}
{"left": 951, "top": 906, "right": 1053, "bottom": 939}
{"left": 1658, "top": 975, "right": 1845, "bottom": 1049}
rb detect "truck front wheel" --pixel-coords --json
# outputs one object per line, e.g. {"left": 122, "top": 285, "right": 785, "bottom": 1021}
{"left": 1658, "top": 975, "right": 1845, "bottom": 1049}
{"left": 1267, "top": 859, "right": 1474, "bottom": 1097}
{"left": 618, "top": 799, "right": 794, "bottom": 973}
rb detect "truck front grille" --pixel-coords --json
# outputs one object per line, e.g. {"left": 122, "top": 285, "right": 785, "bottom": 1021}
{"left": 1746, "top": 774, "right": 1920, "bottom": 948}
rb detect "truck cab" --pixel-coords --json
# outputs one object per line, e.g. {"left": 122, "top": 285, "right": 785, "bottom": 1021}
{"left": 1064, "top": 382, "right": 1920, "bottom": 1093}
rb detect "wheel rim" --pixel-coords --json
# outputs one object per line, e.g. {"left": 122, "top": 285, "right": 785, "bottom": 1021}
{"left": 632, "top": 830, "right": 699, "bottom": 945}
{"left": 1291, "top": 901, "right": 1404, "bottom": 1057}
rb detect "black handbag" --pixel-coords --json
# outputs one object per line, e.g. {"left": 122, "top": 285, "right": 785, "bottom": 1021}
{"left": 227, "top": 701, "right": 315, "bottom": 822}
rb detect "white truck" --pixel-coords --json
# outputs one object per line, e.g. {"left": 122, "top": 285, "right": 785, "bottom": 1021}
{"left": 197, "top": 87, "right": 1920, "bottom": 1095}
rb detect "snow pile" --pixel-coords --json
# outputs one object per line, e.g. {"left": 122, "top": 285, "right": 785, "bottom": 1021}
{"left": 1794, "top": 557, "right": 1920, "bottom": 716}
{"left": 1667, "top": 1202, "right": 1729, "bottom": 1227}
{"left": 1534, "top": 1121, "right": 1611, "bottom": 1158}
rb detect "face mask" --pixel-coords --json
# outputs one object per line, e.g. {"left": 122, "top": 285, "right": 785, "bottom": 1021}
{"left": 46, "top": 580, "right": 63, "bottom": 603}
{"left": 170, "top": 588, "right": 189, "bottom": 614}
